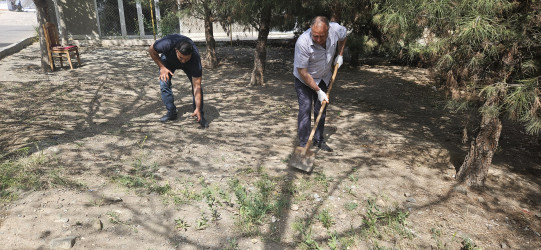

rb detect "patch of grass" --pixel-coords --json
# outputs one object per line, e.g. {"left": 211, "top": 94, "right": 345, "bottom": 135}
{"left": 361, "top": 197, "right": 412, "bottom": 240}
{"left": 314, "top": 172, "right": 332, "bottom": 193}
{"left": 112, "top": 158, "right": 171, "bottom": 195}
{"left": 317, "top": 209, "right": 335, "bottom": 230}
{"left": 224, "top": 238, "right": 239, "bottom": 250}
{"left": 1, "top": 148, "right": 84, "bottom": 203}
{"left": 229, "top": 174, "right": 279, "bottom": 235}
{"left": 431, "top": 227, "right": 446, "bottom": 249}
{"left": 293, "top": 218, "right": 323, "bottom": 250}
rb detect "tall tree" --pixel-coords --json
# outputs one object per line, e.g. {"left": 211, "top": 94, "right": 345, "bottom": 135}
{"left": 228, "top": 0, "right": 295, "bottom": 86}
{"left": 178, "top": 0, "right": 228, "bottom": 69}
{"left": 33, "top": 0, "right": 52, "bottom": 72}
{"left": 376, "top": 0, "right": 541, "bottom": 187}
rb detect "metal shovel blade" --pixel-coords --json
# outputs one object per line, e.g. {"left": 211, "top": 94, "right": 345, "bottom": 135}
{"left": 288, "top": 146, "right": 316, "bottom": 172}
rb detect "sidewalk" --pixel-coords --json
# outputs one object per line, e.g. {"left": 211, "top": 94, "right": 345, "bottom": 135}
{"left": 0, "top": 8, "right": 37, "bottom": 60}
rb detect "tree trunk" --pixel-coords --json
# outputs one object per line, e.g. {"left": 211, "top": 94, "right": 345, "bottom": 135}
{"left": 456, "top": 108, "right": 502, "bottom": 187}
{"left": 203, "top": 2, "right": 217, "bottom": 69}
{"left": 33, "top": 0, "right": 51, "bottom": 72}
{"left": 250, "top": 5, "right": 272, "bottom": 86}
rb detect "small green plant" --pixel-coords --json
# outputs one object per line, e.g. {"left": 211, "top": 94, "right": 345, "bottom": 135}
{"left": 317, "top": 209, "right": 335, "bottom": 230}
{"left": 229, "top": 175, "right": 278, "bottom": 234}
{"left": 328, "top": 231, "right": 339, "bottom": 250}
{"left": 314, "top": 172, "right": 332, "bottom": 192}
{"left": 175, "top": 218, "right": 190, "bottom": 232}
{"left": 461, "top": 237, "right": 481, "bottom": 250}
{"left": 361, "top": 197, "right": 411, "bottom": 239}
{"left": 224, "top": 237, "right": 239, "bottom": 250}
{"left": 293, "top": 218, "right": 323, "bottom": 250}
{"left": 431, "top": 227, "right": 446, "bottom": 249}
{"left": 138, "top": 135, "right": 148, "bottom": 149}
{"left": 196, "top": 213, "right": 209, "bottom": 230}
{"left": 107, "top": 211, "right": 121, "bottom": 224}
{"left": 345, "top": 201, "right": 358, "bottom": 211}
{"left": 112, "top": 158, "right": 169, "bottom": 196}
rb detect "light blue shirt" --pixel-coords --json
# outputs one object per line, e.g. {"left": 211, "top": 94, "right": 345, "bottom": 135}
{"left": 293, "top": 22, "right": 347, "bottom": 86}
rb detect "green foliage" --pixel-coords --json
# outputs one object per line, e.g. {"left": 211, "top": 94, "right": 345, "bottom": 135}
{"left": 107, "top": 211, "right": 121, "bottom": 224}
{"left": 293, "top": 218, "right": 323, "bottom": 250}
{"left": 1, "top": 149, "right": 84, "bottom": 203}
{"left": 112, "top": 159, "right": 171, "bottom": 195}
{"left": 175, "top": 218, "right": 190, "bottom": 232}
{"left": 375, "top": 0, "right": 541, "bottom": 138}
{"left": 361, "top": 198, "right": 412, "bottom": 239}
{"left": 317, "top": 209, "right": 335, "bottom": 230}
{"left": 345, "top": 201, "right": 358, "bottom": 211}
{"left": 229, "top": 175, "right": 278, "bottom": 234}
{"left": 461, "top": 237, "right": 481, "bottom": 250}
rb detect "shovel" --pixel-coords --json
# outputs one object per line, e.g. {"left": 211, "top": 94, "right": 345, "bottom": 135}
{"left": 288, "top": 64, "right": 339, "bottom": 172}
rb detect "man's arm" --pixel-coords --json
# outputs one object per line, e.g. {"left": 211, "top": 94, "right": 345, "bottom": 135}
{"left": 297, "top": 68, "right": 329, "bottom": 103}
{"left": 148, "top": 42, "right": 173, "bottom": 81}
{"left": 337, "top": 37, "right": 347, "bottom": 56}
{"left": 297, "top": 68, "right": 320, "bottom": 92}
{"left": 191, "top": 76, "right": 203, "bottom": 122}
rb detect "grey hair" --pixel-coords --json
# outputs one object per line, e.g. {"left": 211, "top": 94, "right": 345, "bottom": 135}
{"left": 311, "top": 16, "right": 329, "bottom": 27}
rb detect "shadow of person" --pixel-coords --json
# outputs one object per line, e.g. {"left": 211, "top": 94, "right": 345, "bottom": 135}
{"left": 177, "top": 104, "right": 220, "bottom": 125}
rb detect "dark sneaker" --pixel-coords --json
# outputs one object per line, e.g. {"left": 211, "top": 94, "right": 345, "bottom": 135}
{"left": 160, "top": 114, "right": 177, "bottom": 122}
{"left": 199, "top": 118, "right": 209, "bottom": 129}
{"left": 315, "top": 141, "right": 333, "bottom": 152}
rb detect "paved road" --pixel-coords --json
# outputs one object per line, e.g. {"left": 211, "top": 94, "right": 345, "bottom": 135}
{"left": 0, "top": 10, "right": 37, "bottom": 50}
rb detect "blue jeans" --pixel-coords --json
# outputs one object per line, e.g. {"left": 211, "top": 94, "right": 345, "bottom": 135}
{"left": 294, "top": 77, "right": 328, "bottom": 147}
{"left": 158, "top": 59, "right": 205, "bottom": 123}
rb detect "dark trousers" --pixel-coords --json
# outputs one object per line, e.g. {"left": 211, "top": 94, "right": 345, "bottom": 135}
{"left": 158, "top": 58, "right": 205, "bottom": 123}
{"left": 295, "top": 77, "right": 328, "bottom": 147}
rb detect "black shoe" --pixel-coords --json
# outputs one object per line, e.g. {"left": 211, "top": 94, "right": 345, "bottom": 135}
{"left": 160, "top": 114, "right": 177, "bottom": 122}
{"left": 315, "top": 141, "right": 333, "bottom": 152}
{"left": 198, "top": 119, "right": 209, "bottom": 129}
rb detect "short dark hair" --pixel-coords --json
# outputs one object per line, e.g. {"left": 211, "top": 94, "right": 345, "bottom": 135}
{"left": 311, "top": 16, "right": 329, "bottom": 27}
{"left": 175, "top": 41, "right": 193, "bottom": 55}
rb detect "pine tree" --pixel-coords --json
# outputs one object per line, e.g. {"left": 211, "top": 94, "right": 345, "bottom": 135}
{"left": 376, "top": 0, "right": 540, "bottom": 187}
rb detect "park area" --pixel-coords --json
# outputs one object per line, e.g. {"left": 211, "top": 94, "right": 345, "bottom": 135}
{"left": 0, "top": 41, "right": 539, "bottom": 249}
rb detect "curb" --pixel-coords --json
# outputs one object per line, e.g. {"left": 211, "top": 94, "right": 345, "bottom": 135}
{"left": 0, "top": 36, "right": 35, "bottom": 60}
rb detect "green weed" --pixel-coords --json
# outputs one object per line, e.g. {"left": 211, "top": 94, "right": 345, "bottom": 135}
{"left": 293, "top": 218, "right": 323, "bottom": 250}
{"left": 196, "top": 212, "right": 209, "bottom": 230}
{"left": 175, "top": 218, "right": 190, "bottom": 232}
{"left": 461, "top": 237, "right": 481, "bottom": 250}
{"left": 1, "top": 149, "right": 84, "bottom": 203}
{"left": 229, "top": 175, "right": 278, "bottom": 234}
{"left": 314, "top": 172, "right": 332, "bottom": 193}
{"left": 107, "top": 211, "right": 121, "bottom": 224}
{"left": 224, "top": 237, "right": 239, "bottom": 250}
{"left": 317, "top": 209, "right": 335, "bottom": 230}
{"left": 345, "top": 201, "right": 359, "bottom": 211}
{"left": 361, "top": 197, "right": 412, "bottom": 240}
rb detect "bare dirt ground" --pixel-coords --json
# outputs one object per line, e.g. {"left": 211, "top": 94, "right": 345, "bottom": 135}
{"left": 0, "top": 43, "right": 540, "bottom": 249}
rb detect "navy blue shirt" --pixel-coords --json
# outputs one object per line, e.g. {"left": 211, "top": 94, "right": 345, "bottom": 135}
{"left": 153, "top": 34, "right": 202, "bottom": 78}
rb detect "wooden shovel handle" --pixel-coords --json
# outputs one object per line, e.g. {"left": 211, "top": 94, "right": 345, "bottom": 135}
{"left": 302, "top": 64, "right": 340, "bottom": 154}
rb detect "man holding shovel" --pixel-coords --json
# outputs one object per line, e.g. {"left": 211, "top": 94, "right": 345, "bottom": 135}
{"left": 293, "top": 16, "right": 347, "bottom": 152}
{"left": 149, "top": 34, "right": 209, "bottom": 128}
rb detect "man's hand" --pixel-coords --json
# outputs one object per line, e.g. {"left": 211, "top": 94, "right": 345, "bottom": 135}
{"left": 159, "top": 67, "right": 173, "bottom": 81}
{"left": 334, "top": 55, "right": 343, "bottom": 68}
{"left": 191, "top": 108, "right": 202, "bottom": 122}
{"left": 317, "top": 89, "right": 329, "bottom": 103}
